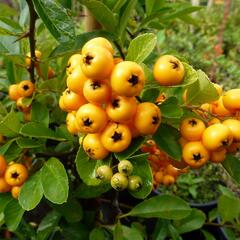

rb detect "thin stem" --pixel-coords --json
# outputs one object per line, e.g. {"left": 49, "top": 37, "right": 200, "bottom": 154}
{"left": 204, "top": 221, "right": 237, "bottom": 229}
{"left": 113, "top": 41, "right": 125, "bottom": 60}
{"left": 26, "top": 0, "right": 37, "bottom": 83}
{"left": 99, "top": 198, "right": 132, "bottom": 210}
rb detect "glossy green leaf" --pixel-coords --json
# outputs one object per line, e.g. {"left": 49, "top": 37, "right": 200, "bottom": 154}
{"left": 0, "top": 138, "right": 16, "bottom": 156}
{"left": 160, "top": 97, "right": 183, "bottom": 119}
{"left": 185, "top": 70, "right": 219, "bottom": 105}
{"left": 112, "top": 0, "right": 127, "bottom": 12}
{"left": 113, "top": 221, "right": 123, "bottom": 240}
{"left": 121, "top": 225, "right": 144, "bottom": 240}
{"left": 75, "top": 183, "right": 111, "bottom": 199}
{"left": 31, "top": 102, "right": 49, "bottom": 127}
{"left": 218, "top": 193, "right": 240, "bottom": 222}
{"left": 0, "top": 111, "right": 21, "bottom": 137}
{"left": 32, "top": 0, "right": 75, "bottom": 42}
{"left": 114, "top": 222, "right": 143, "bottom": 240}
{"left": 0, "top": 36, "right": 20, "bottom": 54}
{"left": 152, "top": 219, "right": 169, "bottom": 240}
{"left": 16, "top": 137, "right": 44, "bottom": 148}
{"left": 90, "top": 227, "right": 109, "bottom": 240}
{"left": 173, "top": 209, "right": 206, "bottom": 234}
{"left": 125, "top": 195, "right": 191, "bottom": 219}
{"left": 4, "top": 141, "right": 22, "bottom": 162}
{"left": 115, "top": 137, "right": 145, "bottom": 160}
{"left": 201, "top": 230, "right": 217, "bottom": 240}
{"left": 19, "top": 172, "right": 43, "bottom": 211}
{"left": 0, "top": 194, "right": 12, "bottom": 213}
{"left": 20, "top": 122, "right": 66, "bottom": 141}
{"left": 153, "top": 123, "right": 182, "bottom": 161}
{"left": 82, "top": 0, "right": 117, "bottom": 32}
{"left": 41, "top": 157, "right": 69, "bottom": 204}
{"left": 119, "top": 0, "right": 137, "bottom": 38}
{"left": 126, "top": 33, "right": 157, "bottom": 63}
{"left": 141, "top": 88, "right": 160, "bottom": 103}
{"left": 36, "top": 210, "right": 61, "bottom": 240}
{"left": 0, "top": 3, "right": 18, "bottom": 17}
{"left": 52, "top": 198, "right": 83, "bottom": 223}
{"left": 4, "top": 199, "right": 25, "bottom": 231}
{"left": 62, "top": 223, "right": 90, "bottom": 240}
{"left": 128, "top": 154, "right": 153, "bottom": 199}
{"left": 222, "top": 154, "right": 240, "bottom": 184}
{"left": 0, "top": 101, "right": 7, "bottom": 115}
{"left": 75, "top": 146, "right": 112, "bottom": 186}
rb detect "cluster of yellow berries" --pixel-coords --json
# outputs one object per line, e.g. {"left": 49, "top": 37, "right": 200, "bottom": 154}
{"left": 0, "top": 155, "right": 29, "bottom": 199}
{"left": 179, "top": 116, "right": 240, "bottom": 168}
{"left": 59, "top": 37, "right": 161, "bottom": 159}
{"left": 141, "top": 140, "right": 188, "bottom": 186}
{"left": 8, "top": 80, "right": 35, "bottom": 120}
{"left": 96, "top": 160, "right": 143, "bottom": 191}
{"left": 180, "top": 84, "right": 240, "bottom": 169}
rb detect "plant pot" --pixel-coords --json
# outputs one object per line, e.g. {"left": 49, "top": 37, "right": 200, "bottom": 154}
{"left": 189, "top": 199, "right": 218, "bottom": 213}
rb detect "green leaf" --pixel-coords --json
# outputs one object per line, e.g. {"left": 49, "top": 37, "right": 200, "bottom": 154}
{"left": 152, "top": 219, "right": 169, "bottom": 240}
{"left": 179, "top": 62, "right": 198, "bottom": 88}
{"left": 121, "top": 225, "right": 144, "bottom": 240}
{"left": 218, "top": 194, "right": 240, "bottom": 222}
{"left": 113, "top": 221, "right": 123, "bottom": 240}
{"left": 0, "top": 111, "right": 21, "bottom": 137}
{"left": 62, "top": 223, "right": 90, "bottom": 240}
{"left": 82, "top": 0, "right": 117, "bottom": 33}
{"left": 52, "top": 198, "right": 83, "bottom": 223}
{"left": 201, "top": 230, "right": 216, "bottom": 240}
{"left": 75, "top": 183, "right": 111, "bottom": 199}
{"left": 112, "top": 0, "right": 127, "bottom": 13}
{"left": 0, "top": 138, "right": 16, "bottom": 156}
{"left": 127, "top": 154, "right": 153, "bottom": 199}
{"left": 32, "top": 0, "right": 75, "bottom": 42}
{"left": 20, "top": 122, "right": 66, "bottom": 141}
{"left": 126, "top": 33, "right": 157, "bottom": 63}
{"left": 0, "top": 36, "right": 20, "bottom": 54}
{"left": 145, "top": 0, "right": 158, "bottom": 16}
{"left": 153, "top": 123, "right": 182, "bottom": 161}
{"left": 0, "top": 194, "right": 12, "bottom": 213}
{"left": 0, "top": 3, "right": 18, "bottom": 17}
{"left": 16, "top": 137, "right": 44, "bottom": 148}
{"left": 185, "top": 70, "right": 219, "bottom": 105}
{"left": 50, "top": 31, "right": 116, "bottom": 58}
{"left": 41, "top": 157, "right": 69, "bottom": 204}
{"left": 19, "top": 172, "right": 43, "bottom": 211}
{"left": 31, "top": 102, "right": 49, "bottom": 127}
{"left": 75, "top": 146, "right": 111, "bottom": 186}
{"left": 119, "top": 0, "right": 137, "bottom": 38}
{"left": 168, "top": 224, "right": 181, "bottom": 240}
{"left": 125, "top": 195, "right": 191, "bottom": 219}
{"left": 114, "top": 222, "right": 143, "bottom": 240}
{"left": 90, "top": 227, "right": 109, "bottom": 240}
{"left": 222, "top": 154, "right": 240, "bottom": 184}
{"left": 160, "top": 97, "right": 183, "bottom": 119}
{"left": 0, "top": 101, "right": 8, "bottom": 115}
{"left": 141, "top": 88, "right": 160, "bottom": 102}
{"left": 173, "top": 209, "right": 206, "bottom": 234}
{"left": 4, "top": 141, "right": 22, "bottom": 162}
{"left": 115, "top": 137, "right": 145, "bottom": 160}
{"left": 36, "top": 210, "right": 61, "bottom": 240}
{"left": 4, "top": 199, "right": 25, "bottom": 231}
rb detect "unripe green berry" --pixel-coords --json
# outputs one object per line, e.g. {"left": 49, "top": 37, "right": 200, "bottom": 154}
{"left": 96, "top": 165, "right": 113, "bottom": 181}
{"left": 111, "top": 173, "right": 128, "bottom": 191}
{"left": 128, "top": 175, "right": 143, "bottom": 191}
{"left": 117, "top": 160, "right": 133, "bottom": 176}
